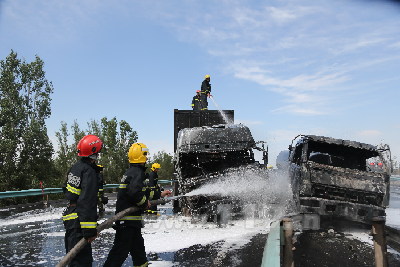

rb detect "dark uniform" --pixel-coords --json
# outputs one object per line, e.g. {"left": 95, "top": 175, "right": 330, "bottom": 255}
{"left": 104, "top": 163, "right": 160, "bottom": 267}
{"left": 200, "top": 79, "right": 211, "bottom": 110}
{"left": 146, "top": 170, "right": 162, "bottom": 213}
{"left": 62, "top": 158, "right": 98, "bottom": 267}
{"left": 191, "top": 93, "right": 203, "bottom": 110}
{"left": 94, "top": 165, "right": 108, "bottom": 214}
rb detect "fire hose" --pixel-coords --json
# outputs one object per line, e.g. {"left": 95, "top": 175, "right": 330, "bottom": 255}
{"left": 56, "top": 196, "right": 181, "bottom": 267}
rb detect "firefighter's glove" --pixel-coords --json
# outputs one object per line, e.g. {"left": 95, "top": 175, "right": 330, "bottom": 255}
{"left": 82, "top": 228, "right": 98, "bottom": 241}
{"left": 161, "top": 190, "right": 172, "bottom": 198}
{"left": 101, "top": 196, "right": 109, "bottom": 205}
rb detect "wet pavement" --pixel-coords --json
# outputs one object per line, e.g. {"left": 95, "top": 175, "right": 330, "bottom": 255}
{"left": 0, "top": 195, "right": 271, "bottom": 266}
{"left": 293, "top": 228, "right": 400, "bottom": 267}
{"left": 0, "top": 182, "right": 399, "bottom": 266}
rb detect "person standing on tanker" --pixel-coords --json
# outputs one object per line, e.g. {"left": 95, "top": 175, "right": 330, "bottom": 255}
{"left": 62, "top": 134, "right": 103, "bottom": 267}
{"left": 191, "top": 90, "right": 203, "bottom": 110}
{"left": 200, "top": 74, "right": 212, "bottom": 110}
{"left": 104, "top": 143, "right": 172, "bottom": 267}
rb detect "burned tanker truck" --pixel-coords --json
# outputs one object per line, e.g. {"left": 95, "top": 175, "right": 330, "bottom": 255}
{"left": 173, "top": 109, "right": 268, "bottom": 216}
{"left": 288, "top": 135, "right": 391, "bottom": 223}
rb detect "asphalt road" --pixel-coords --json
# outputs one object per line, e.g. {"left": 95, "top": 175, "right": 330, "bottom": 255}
{"left": 0, "top": 182, "right": 399, "bottom": 266}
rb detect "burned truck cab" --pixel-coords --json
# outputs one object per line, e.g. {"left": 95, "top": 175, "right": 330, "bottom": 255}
{"left": 175, "top": 123, "right": 268, "bottom": 215}
{"left": 288, "top": 135, "right": 391, "bottom": 223}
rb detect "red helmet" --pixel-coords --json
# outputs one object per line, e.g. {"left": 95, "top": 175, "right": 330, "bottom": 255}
{"left": 196, "top": 90, "right": 201, "bottom": 93}
{"left": 77, "top": 135, "right": 103, "bottom": 157}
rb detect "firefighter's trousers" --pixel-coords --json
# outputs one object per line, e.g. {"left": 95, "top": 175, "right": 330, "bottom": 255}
{"left": 200, "top": 93, "right": 208, "bottom": 110}
{"left": 65, "top": 228, "right": 93, "bottom": 267}
{"left": 104, "top": 226, "right": 148, "bottom": 267}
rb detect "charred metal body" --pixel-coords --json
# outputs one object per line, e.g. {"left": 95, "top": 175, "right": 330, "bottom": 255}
{"left": 175, "top": 124, "right": 267, "bottom": 215}
{"left": 288, "top": 135, "right": 391, "bottom": 223}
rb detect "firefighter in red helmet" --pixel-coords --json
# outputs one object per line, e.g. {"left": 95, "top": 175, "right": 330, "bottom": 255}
{"left": 191, "top": 90, "right": 203, "bottom": 110}
{"left": 62, "top": 134, "right": 103, "bottom": 267}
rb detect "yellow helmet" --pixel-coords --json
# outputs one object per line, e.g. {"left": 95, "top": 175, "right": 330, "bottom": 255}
{"left": 151, "top": 163, "right": 161, "bottom": 171}
{"left": 204, "top": 74, "right": 210, "bottom": 79}
{"left": 128, "top": 143, "right": 149, "bottom": 163}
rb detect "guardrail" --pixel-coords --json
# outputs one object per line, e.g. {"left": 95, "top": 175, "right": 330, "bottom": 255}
{"left": 0, "top": 180, "right": 175, "bottom": 199}
{"left": 392, "top": 175, "right": 400, "bottom": 181}
{"left": 261, "top": 221, "right": 281, "bottom": 267}
{"left": 261, "top": 218, "right": 294, "bottom": 267}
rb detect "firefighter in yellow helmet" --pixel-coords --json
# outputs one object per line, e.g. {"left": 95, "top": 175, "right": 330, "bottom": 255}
{"left": 200, "top": 74, "right": 212, "bottom": 110}
{"left": 145, "top": 163, "right": 163, "bottom": 214}
{"left": 104, "top": 143, "right": 171, "bottom": 267}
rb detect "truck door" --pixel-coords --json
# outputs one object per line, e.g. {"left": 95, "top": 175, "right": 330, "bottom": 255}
{"left": 289, "top": 143, "right": 304, "bottom": 203}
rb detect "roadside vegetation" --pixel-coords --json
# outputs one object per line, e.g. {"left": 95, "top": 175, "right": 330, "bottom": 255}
{"left": 0, "top": 51, "right": 174, "bottom": 205}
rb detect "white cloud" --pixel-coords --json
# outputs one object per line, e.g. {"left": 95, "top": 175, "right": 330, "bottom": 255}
{"left": 229, "top": 61, "right": 349, "bottom": 114}
{"left": 267, "top": 6, "right": 298, "bottom": 24}
{"left": 357, "top": 130, "right": 382, "bottom": 137}
{"left": 331, "top": 36, "right": 390, "bottom": 55}
{"left": 232, "top": 62, "right": 349, "bottom": 90}
{"left": 389, "top": 41, "right": 400, "bottom": 48}
{"left": 1, "top": 0, "right": 106, "bottom": 43}
{"left": 271, "top": 105, "right": 325, "bottom": 115}
{"left": 128, "top": 1, "right": 399, "bottom": 119}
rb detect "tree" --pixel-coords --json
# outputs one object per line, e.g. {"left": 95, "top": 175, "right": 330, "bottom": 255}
{"left": 0, "top": 51, "right": 55, "bottom": 191}
{"left": 54, "top": 117, "right": 138, "bottom": 184}
{"left": 54, "top": 122, "right": 74, "bottom": 181}
{"left": 147, "top": 151, "right": 174, "bottom": 180}
{"left": 0, "top": 51, "right": 25, "bottom": 191}
{"left": 98, "top": 117, "right": 138, "bottom": 183}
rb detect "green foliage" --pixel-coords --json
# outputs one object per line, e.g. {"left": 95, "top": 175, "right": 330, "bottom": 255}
{"left": 54, "top": 121, "right": 81, "bottom": 183}
{"left": 54, "top": 117, "right": 138, "bottom": 184}
{"left": 98, "top": 117, "right": 138, "bottom": 183}
{"left": 147, "top": 151, "right": 174, "bottom": 180}
{"left": 0, "top": 51, "right": 55, "bottom": 192}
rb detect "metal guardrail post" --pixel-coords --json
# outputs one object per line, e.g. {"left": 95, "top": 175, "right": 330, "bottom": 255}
{"left": 372, "top": 216, "right": 388, "bottom": 267}
{"left": 282, "top": 218, "right": 294, "bottom": 267}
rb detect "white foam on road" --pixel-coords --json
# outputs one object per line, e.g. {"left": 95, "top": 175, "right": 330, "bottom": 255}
{"left": 148, "top": 261, "right": 176, "bottom": 267}
{"left": 100, "top": 215, "right": 272, "bottom": 255}
{"left": 43, "top": 231, "right": 65, "bottom": 237}
{"left": 386, "top": 208, "right": 400, "bottom": 229}
{"left": 142, "top": 216, "right": 271, "bottom": 253}
{"left": 0, "top": 207, "right": 63, "bottom": 227}
{"left": 347, "top": 231, "right": 373, "bottom": 245}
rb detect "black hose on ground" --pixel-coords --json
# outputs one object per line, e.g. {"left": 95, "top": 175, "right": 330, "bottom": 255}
{"left": 56, "top": 197, "right": 180, "bottom": 267}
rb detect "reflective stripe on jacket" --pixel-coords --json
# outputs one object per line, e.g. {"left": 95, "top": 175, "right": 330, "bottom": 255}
{"left": 201, "top": 79, "right": 211, "bottom": 94}
{"left": 114, "top": 164, "right": 159, "bottom": 228}
{"left": 62, "top": 158, "right": 98, "bottom": 237}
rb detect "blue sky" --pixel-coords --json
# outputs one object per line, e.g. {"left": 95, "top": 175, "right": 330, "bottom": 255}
{"left": 1, "top": 0, "right": 399, "bottom": 165}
